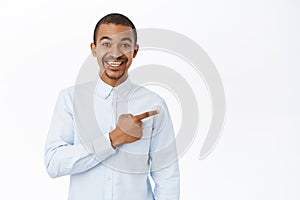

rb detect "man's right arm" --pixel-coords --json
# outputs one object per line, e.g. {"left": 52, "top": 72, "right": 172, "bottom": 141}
{"left": 44, "top": 90, "right": 117, "bottom": 178}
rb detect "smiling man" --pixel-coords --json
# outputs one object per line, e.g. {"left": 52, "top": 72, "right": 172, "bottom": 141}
{"left": 44, "top": 13, "right": 180, "bottom": 200}
{"left": 91, "top": 21, "right": 138, "bottom": 86}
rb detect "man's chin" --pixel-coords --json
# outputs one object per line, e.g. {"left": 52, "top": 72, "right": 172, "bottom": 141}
{"left": 104, "top": 71, "right": 125, "bottom": 80}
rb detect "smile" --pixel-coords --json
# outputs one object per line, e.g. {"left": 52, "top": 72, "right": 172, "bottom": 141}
{"left": 106, "top": 61, "right": 123, "bottom": 67}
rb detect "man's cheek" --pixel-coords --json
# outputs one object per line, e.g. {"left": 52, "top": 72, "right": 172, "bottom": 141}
{"left": 96, "top": 57, "right": 105, "bottom": 69}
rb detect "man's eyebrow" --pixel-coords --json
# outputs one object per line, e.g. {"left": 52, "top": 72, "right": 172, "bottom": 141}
{"left": 99, "top": 36, "right": 112, "bottom": 41}
{"left": 121, "top": 37, "right": 132, "bottom": 43}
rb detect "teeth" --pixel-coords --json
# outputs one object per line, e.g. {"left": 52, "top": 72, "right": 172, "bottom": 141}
{"left": 107, "top": 61, "right": 122, "bottom": 66}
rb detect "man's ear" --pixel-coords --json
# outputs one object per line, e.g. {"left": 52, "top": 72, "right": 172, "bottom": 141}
{"left": 133, "top": 44, "right": 139, "bottom": 58}
{"left": 90, "top": 43, "right": 97, "bottom": 57}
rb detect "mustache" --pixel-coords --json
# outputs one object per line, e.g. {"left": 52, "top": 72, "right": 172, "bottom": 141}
{"left": 103, "top": 55, "right": 128, "bottom": 62}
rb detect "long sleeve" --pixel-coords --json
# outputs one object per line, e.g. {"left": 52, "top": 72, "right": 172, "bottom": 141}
{"left": 150, "top": 100, "right": 180, "bottom": 200}
{"left": 44, "top": 89, "right": 116, "bottom": 178}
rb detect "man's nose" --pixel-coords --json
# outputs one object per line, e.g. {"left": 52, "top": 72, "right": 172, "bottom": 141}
{"left": 109, "top": 45, "right": 122, "bottom": 58}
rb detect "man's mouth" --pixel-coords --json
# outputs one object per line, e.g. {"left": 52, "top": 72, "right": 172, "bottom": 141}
{"left": 105, "top": 61, "right": 123, "bottom": 67}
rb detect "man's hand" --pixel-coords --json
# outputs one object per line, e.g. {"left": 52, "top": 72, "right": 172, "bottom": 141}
{"left": 109, "top": 110, "right": 159, "bottom": 147}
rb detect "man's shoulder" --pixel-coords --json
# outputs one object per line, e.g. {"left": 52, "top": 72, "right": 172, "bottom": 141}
{"left": 59, "top": 80, "right": 97, "bottom": 99}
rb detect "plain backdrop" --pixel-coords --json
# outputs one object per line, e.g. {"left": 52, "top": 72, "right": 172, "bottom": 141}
{"left": 0, "top": 0, "right": 299, "bottom": 199}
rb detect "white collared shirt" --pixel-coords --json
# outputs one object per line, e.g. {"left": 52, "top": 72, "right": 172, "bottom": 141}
{"left": 44, "top": 77, "right": 180, "bottom": 200}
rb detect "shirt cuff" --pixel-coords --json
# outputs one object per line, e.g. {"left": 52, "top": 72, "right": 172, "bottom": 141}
{"left": 88, "top": 135, "right": 117, "bottom": 161}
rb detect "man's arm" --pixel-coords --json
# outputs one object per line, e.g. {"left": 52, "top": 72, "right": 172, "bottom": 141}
{"left": 150, "top": 100, "right": 180, "bottom": 200}
{"left": 44, "top": 89, "right": 117, "bottom": 178}
{"left": 44, "top": 89, "right": 159, "bottom": 178}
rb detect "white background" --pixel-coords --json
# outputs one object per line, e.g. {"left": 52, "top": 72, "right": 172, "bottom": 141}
{"left": 0, "top": 0, "right": 299, "bottom": 199}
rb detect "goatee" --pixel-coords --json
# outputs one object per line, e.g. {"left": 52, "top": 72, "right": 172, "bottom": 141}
{"left": 104, "top": 70, "right": 125, "bottom": 80}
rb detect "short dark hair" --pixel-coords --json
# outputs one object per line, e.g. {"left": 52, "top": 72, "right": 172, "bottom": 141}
{"left": 93, "top": 13, "right": 137, "bottom": 45}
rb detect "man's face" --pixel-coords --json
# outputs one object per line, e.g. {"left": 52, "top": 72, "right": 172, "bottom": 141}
{"left": 91, "top": 23, "right": 138, "bottom": 85}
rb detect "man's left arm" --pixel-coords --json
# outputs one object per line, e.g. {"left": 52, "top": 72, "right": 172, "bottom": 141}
{"left": 149, "top": 100, "right": 180, "bottom": 200}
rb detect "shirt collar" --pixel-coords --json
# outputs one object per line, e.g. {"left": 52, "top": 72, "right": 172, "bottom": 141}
{"left": 95, "top": 77, "right": 132, "bottom": 99}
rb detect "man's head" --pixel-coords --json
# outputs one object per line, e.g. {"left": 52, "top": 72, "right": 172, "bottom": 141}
{"left": 91, "top": 13, "right": 139, "bottom": 86}
{"left": 93, "top": 13, "right": 137, "bottom": 46}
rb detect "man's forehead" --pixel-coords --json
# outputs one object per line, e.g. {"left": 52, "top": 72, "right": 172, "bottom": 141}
{"left": 97, "top": 24, "right": 135, "bottom": 41}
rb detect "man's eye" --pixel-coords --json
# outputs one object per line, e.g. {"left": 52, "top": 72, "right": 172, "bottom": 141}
{"left": 121, "top": 43, "right": 130, "bottom": 48}
{"left": 102, "top": 42, "right": 110, "bottom": 47}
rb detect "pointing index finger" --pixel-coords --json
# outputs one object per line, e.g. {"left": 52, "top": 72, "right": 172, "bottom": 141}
{"left": 133, "top": 110, "right": 159, "bottom": 121}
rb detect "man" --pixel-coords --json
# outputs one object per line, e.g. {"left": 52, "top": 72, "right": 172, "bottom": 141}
{"left": 44, "top": 13, "right": 180, "bottom": 200}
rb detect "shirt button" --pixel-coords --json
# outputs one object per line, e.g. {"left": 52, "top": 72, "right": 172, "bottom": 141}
{"left": 107, "top": 177, "right": 111, "bottom": 181}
